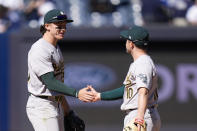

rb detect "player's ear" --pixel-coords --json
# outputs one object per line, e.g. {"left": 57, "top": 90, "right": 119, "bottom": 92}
{"left": 129, "top": 40, "right": 134, "bottom": 49}
{"left": 45, "top": 24, "right": 50, "bottom": 32}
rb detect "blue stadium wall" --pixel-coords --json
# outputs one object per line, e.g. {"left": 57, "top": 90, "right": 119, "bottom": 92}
{"left": 1, "top": 26, "right": 197, "bottom": 131}
{"left": 0, "top": 33, "right": 9, "bottom": 131}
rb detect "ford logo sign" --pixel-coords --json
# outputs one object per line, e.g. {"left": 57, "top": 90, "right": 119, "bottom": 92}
{"left": 64, "top": 62, "right": 117, "bottom": 90}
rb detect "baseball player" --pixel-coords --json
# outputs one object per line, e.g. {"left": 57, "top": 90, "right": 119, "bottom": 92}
{"left": 26, "top": 9, "right": 94, "bottom": 131}
{"left": 89, "top": 26, "right": 161, "bottom": 131}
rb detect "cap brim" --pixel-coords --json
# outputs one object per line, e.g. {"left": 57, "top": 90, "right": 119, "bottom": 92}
{"left": 120, "top": 30, "right": 129, "bottom": 39}
{"left": 47, "top": 19, "right": 74, "bottom": 23}
{"left": 66, "top": 19, "right": 73, "bottom": 23}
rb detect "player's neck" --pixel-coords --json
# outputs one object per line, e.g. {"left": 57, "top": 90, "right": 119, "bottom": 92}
{"left": 43, "top": 34, "right": 58, "bottom": 47}
{"left": 132, "top": 50, "right": 147, "bottom": 61}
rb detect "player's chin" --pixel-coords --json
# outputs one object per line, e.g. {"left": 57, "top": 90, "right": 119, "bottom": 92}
{"left": 56, "top": 34, "right": 64, "bottom": 40}
{"left": 126, "top": 49, "right": 130, "bottom": 54}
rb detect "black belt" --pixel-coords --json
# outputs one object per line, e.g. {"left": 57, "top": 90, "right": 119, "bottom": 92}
{"left": 129, "top": 105, "right": 157, "bottom": 111}
{"left": 36, "top": 95, "right": 49, "bottom": 99}
{"left": 29, "top": 93, "right": 48, "bottom": 99}
{"left": 29, "top": 93, "right": 62, "bottom": 102}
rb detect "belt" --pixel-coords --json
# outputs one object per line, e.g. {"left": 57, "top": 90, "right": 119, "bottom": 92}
{"left": 129, "top": 105, "right": 157, "bottom": 110}
{"left": 126, "top": 105, "right": 157, "bottom": 114}
{"left": 29, "top": 93, "right": 62, "bottom": 102}
{"left": 36, "top": 95, "right": 48, "bottom": 99}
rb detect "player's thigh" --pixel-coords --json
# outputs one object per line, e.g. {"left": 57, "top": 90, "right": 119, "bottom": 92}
{"left": 27, "top": 109, "right": 61, "bottom": 131}
{"left": 124, "top": 110, "right": 137, "bottom": 126}
{"left": 28, "top": 116, "right": 61, "bottom": 131}
{"left": 26, "top": 109, "right": 47, "bottom": 131}
{"left": 46, "top": 117, "right": 63, "bottom": 131}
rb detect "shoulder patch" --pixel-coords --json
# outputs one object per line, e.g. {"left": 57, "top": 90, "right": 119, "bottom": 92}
{"left": 137, "top": 74, "right": 147, "bottom": 84}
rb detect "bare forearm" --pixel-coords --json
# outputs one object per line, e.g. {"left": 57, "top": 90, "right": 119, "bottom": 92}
{"left": 137, "top": 88, "right": 148, "bottom": 119}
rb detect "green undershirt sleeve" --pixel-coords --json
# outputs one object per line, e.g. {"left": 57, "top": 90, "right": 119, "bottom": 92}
{"left": 40, "top": 72, "right": 77, "bottom": 97}
{"left": 100, "top": 85, "right": 125, "bottom": 100}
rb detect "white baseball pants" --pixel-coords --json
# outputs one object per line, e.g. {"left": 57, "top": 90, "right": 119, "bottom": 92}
{"left": 124, "top": 107, "right": 161, "bottom": 131}
{"left": 26, "top": 95, "right": 64, "bottom": 131}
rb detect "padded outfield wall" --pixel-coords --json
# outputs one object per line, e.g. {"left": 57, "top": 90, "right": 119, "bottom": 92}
{"left": 4, "top": 25, "right": 197, "bottom": 131}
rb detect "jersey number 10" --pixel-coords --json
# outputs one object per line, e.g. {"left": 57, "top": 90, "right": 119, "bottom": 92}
{"left": 127, "top": 87, "right": 133, "bottom": 99}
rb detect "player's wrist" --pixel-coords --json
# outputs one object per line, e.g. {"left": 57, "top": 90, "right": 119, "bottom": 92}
{"left": 136, "top": 115, "right": 144, "bottom": 120}
{"left": 97, "top": 93, "right": 101, "bottom": 100}
{"left": 75, "top": 91, "right": 79, "bottom": 98}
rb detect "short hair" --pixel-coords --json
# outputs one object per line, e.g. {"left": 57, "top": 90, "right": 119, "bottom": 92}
{"left": 134, "top": 42, "right": 150, "bottom": 51}
{"left": 133, "top": 34, "right": 150, "bottom": 51}
{"left": 40, "top": 25, "right": 47, "bottom": 35}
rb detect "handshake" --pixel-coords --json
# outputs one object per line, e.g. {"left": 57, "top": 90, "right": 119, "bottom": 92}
{"left": 77, "top": 85, "right": 100, "bottom": 102}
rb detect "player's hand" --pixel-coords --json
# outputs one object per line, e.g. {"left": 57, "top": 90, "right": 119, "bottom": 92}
{"left": 86, "top": 85, "right": 101, "bottom": 102}
{"left": 123, "top": 118, "right": 146, "bottom": 131}
{"left": 134, "top": 118, "right": 146, "bottom": 131}
{"left": 78, "top": 87, "right": 94, "bottom": 102}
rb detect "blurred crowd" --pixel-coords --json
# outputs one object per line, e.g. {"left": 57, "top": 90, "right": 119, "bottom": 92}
{"left": 0, "top": 0, "right": 197, "bottom": 34}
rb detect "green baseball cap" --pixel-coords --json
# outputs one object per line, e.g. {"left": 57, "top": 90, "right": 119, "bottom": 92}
{"left": 120, "top": 26, "right": 149, "bottom": 46}
{"left": 44, "top": 9, "right": 73, "bottom": 24}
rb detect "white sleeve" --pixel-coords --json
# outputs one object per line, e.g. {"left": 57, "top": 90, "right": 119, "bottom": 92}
{"left": 29, "top": 49, "right": 54, "bottom": 77}
{"left": 135, "top": 63, "right": 152, "bottom": 90}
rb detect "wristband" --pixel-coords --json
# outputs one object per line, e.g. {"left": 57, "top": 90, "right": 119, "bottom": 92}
{"left": 75, "top": 91, "right": 78, "bottom": 98}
